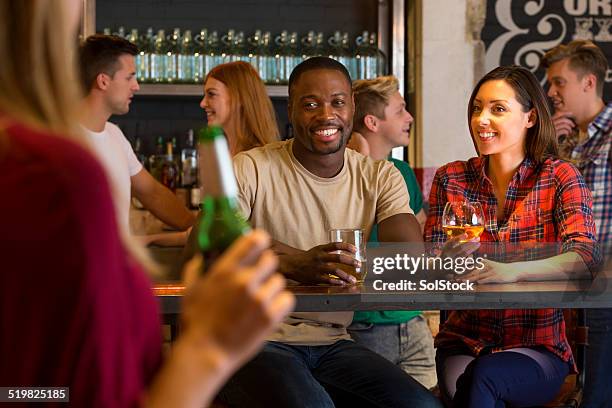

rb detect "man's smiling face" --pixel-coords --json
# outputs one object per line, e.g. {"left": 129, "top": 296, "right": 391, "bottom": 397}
{"left": 289, "top": 68, "right": 354, "bottom": 156}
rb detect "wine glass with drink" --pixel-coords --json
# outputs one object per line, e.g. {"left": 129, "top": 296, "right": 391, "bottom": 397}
{"left": 442, "top": 201, "right": 485, "bottom": 242}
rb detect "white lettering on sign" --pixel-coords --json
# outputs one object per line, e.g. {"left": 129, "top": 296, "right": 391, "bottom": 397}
{"left": 590, "top": 0, "right": 612, "bottom": 15}
{"left": 565, "top": 0, "right": 588, "bottom": 15}
{"left": 564, "top": 0, "right": 612, "bottom": 16}
{"left": 575, "top": 17, "right": 612, "bottom": 41}
{"left": 594, "top": 18, "right": 612, "bottom": 40}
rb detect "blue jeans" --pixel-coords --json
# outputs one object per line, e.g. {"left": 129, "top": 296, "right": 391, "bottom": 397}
{"left": 218, "top": 340, "right": 442, "bottom": 408}
{"left": 348, "top": 315, "right": 437, "bottom": 389}
{"left": 437, "top": 347, "right": 569, "bottom": 408}
{"left": 582, "top": 308, "right": 612, "bottom": 408}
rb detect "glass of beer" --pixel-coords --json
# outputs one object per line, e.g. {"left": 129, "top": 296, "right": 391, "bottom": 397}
{"left": 442, "top": 201, "right": 484, "bottom": 242}
{"left": 329, "top": 228, "right": 367, "bottom": 284}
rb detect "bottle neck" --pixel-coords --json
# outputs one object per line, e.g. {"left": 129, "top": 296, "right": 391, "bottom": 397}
{"left": 199, "top": 136, "right": 238, "bottom": 198}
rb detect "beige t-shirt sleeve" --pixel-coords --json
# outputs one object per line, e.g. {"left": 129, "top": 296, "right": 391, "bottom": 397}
{"left": 375, "top": 161, "right": 413, "bottom": 224}
{"left": 232, "top": 152, "right": 257, "bottom": 221}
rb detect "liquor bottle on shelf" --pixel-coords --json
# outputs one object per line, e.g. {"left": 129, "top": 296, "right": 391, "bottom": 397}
{"left": 190, "top": 173, "right": 202, "bottom": 210}
{"left": 233, "top": 31, "right": 249, "bottom": 63}
{"left": 194, "top": 29, "right": 208, "bottom": 83}
{"left": 314, "top": 32, "right": 327, "bottom": 57}
{"left": 181, "top": 130, "right": 198, "bottom": 186}
{"left": 301, "top": 31, "right": 316, "bottom": 62}
{"left": 327, "top": 31, "right": 354, "bottom": 78}
{"left": 369, "top": 32, "right": 387, "bottom": 76}
{"left": 171, "top": 136, "right": 179, "bottom": 163}
{"left": 151, "top": 29, "right": 167, "bottom": 83}
{"left": 181, "top": 130, "right": 200, "bottom": 209}
{"left": 127, "top": 28, "right": 139, "bottom": 45}
{"left": 355, "top": 30, "right": 376, "bottom": 80}
{"left": 247, "top": 30, "right": 263, "bottom": 77}
{"left": 286, "top": 32, "right": 301, "bottom": 78}
{"left": 160, "top": 141, "right": 179, "bottom": 192}
{"left": 206, "top": 31, "right": 222, "bottom": 72}
{"left": 165, "top": 28, "right": 181, "bottom": 83}
{"left": 148, "top": 136, "right": 162, "bottom": 183}
{"left": 340, "top": 32, "right": 357, "bottom": 80}
{"left": 113, "top": 26, "right": 126, "bottom": 38}
{"left": 178, "top": 30, "right": 195, "bottom": 83}
{"left": 274, "top": 30, "right": 290, "bottom": 84}
{"left": 327, "top": 31, "right": 342, "bottom": 60}
{"left": 261, "top": 31, "right": 277, "bottom": 84}
{"left": 153, "top": 135, "right": 164, "bottom": 156}
{"left": 102, "top": 27, "right": 112, "bottom": 35}
{"left": 135, "top": 28, "right": 153, "bottom": 83}
{"left": 128, "top": 29, "right": 142, "bottom": 80}
{"left": 221, "top": 29, "right": 236, "bottom": 65}
{"left": 197, "top": 125, "right": 250, "bottom": 272}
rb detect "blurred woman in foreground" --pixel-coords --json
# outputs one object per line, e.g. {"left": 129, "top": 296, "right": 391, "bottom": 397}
{"left": 0, "top": 2, "right": 293, "bottom": 407}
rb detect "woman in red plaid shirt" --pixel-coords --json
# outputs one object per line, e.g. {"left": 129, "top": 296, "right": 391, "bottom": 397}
{"left": 425, "top": 66, "right": 599, "bottom": 407}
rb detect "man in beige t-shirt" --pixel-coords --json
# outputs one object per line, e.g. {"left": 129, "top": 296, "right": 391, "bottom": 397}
{"left": 218, "top": 57, "right": 440, "bottom": 408}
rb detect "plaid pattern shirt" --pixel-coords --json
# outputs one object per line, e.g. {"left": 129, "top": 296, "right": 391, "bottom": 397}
{"left": 557, "top": 102, "right": 612, "bottom": 245}
{"left": 425, "top": 156, "right": 598, "bottom": 369}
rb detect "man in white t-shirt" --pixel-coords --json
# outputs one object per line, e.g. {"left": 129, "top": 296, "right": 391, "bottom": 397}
{"left": 217, "top": 57, "right": 440, "bottom": 408}
{"left": 79, "top": 35, "right": 194, "bottom": 234}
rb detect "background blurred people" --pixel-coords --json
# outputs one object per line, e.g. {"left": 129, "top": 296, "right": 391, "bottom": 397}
{"left": 201, "top": 61, "right": 279, "bottom": 156}
{"left": 427, "top": 66, "right": 599, "bottom": 407}
{"left": 0, "top": 1, "right": 293, "bottom": 407}
{"left": 542, "top": 39, "right": 611, "bottom": 408}
{"left": 80, "top": 34, "right": 195, "bottom": 236}
{"left": 347, "top": 75, "right": 436, "bottom": 390}
{"left": 216, "top": 57, "right": 440, "bottom": 408}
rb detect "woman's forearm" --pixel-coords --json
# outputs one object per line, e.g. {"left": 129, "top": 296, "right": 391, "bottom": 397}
{"left": 518, "top": 251, "right": 590, "bottom": 281}
{"left": 145, "top": 334, "right": 234, "bottom": 408}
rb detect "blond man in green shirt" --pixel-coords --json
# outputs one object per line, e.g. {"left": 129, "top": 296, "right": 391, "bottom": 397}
{"left": 347, "top": 75, "right": 436, "bottom": 389}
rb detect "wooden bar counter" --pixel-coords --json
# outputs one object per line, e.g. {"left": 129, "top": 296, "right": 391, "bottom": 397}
{"left": 153, "top": 261, "right": 612, "bottom": 316}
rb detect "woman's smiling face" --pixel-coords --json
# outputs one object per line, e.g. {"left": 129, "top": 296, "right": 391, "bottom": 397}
{"left": 201, "top": 77, "right": 232, "bottom": 128}
{"left": 470, "top": 79, "right": 535, "bottom": 158}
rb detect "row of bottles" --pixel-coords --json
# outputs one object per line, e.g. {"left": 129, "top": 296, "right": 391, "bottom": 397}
{"left": 133, "top": 130, "right": 200, "bottom": 209}
{"left": 103, "top": 27, "right": 386, "bottom": 84}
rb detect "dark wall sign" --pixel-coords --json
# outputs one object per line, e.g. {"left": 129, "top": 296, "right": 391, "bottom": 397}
{"left": 482, "top": 0, "right": 612, "bottom": 99}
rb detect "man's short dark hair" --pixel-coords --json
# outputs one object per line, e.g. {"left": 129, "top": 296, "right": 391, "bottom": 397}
{"left": 288, "top": 57, "right": 352, "bottom": 98}
{"left": 541, "top": 40, "right": 608, "bottom": 97}
{"left": 79, "top": 34, "right": 138, "bottom": 91}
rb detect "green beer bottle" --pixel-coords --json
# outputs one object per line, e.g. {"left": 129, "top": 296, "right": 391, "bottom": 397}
{"left": 197, "top": 125, "right": 250, "bottom": 271}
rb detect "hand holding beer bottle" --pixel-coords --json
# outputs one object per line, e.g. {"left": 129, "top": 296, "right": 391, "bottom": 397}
{"left": 154, "top": 231, "right": 294, "bottom": 408}
{"left": 156, "top": 126, "right": 294, "bottom": 408}
{"left": 180, "top": 231, "right": 295, "bottom": 371}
